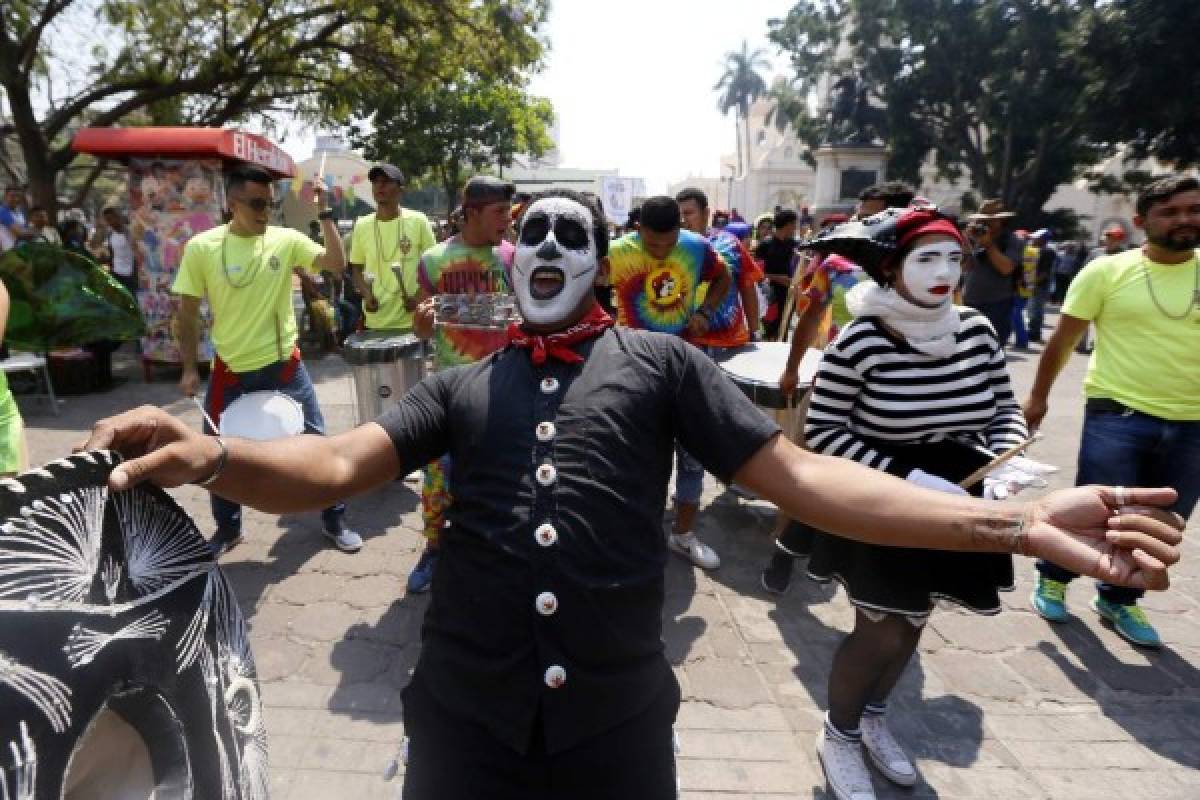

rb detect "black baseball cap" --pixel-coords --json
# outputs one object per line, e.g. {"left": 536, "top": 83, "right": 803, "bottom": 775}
{"left": 367, "top": 164, "right": 405, "bottom": 184}
{"left": 462, "top": 176, "right": 516, "bottom": 208}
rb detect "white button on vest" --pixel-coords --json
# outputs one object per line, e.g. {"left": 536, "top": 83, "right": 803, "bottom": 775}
{"left": 536, "top": 421, "right": 556, "bottom": 442}
{"left": 544, "top": 665, "right": 567, "bottom": 689}
{"left": 535, "top": 523, "right": 558, "bottom": 546}
{"left": 536, "top": 464, "right": 557, "bottom": 486}
{"left": 535, "top": 591, "right": 558, "bottom": 616}
{"left": 540, "top": 377, "right": 560, "bottom": 394}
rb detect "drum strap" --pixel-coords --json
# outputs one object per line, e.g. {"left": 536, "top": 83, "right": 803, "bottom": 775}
{"left": 206, "top": 347, "right": 302, "bottom": 429}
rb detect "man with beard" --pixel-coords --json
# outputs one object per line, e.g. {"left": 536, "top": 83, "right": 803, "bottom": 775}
{"left": 1024, "top": 175, "right": 1200, "bottom": 648}
{"left": 82, "top": 189, "right": 1184, "bottom": 800}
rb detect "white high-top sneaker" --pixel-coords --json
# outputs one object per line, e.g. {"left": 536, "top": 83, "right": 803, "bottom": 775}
{"left": 816, "top": 727, "right": 876, "bottom": 800}
{"left": 860, "top": 712, "right": 917, "bottom": 787}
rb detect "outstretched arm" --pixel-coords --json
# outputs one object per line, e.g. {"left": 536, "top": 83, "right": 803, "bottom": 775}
{"left": 82, "top": 406, "right": 401, "bottom": 513}
{"left": 734, "top": 434, "right": 1182, "bottom": 590}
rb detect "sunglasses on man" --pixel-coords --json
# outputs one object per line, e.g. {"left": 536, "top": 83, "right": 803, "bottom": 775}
{"left": 232, "top": 196, "right": 279, "bottom": 212}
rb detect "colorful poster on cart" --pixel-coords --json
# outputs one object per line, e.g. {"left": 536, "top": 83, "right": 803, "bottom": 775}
{"left": 128, "top": 157, "right": 219, "bottom": 363}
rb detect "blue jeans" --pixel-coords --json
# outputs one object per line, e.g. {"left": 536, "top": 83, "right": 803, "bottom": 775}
{"left": 1037, "top": 407, "right": 1200, "bottom": 605}
{"left": 204, "top": 358, "right": 345, "bottom": 534}
{"left": 1010, "top": 296, "right": 1029, "bottom": 348}
{"left": 968, "top": 298, "right": 1013, "bottom": 348}
{"left": 1027, "top": 287, "right": 1048, "bottom": 341}
{"left": 673, "top": 445, "right": 704, "bottom": 505}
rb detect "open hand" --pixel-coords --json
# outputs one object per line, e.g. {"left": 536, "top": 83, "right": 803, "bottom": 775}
{"left": 77, "top": 405, "right": 220, "bottom": 491}
{"left": 1025, "top": 486, "right": 1183, "bottom": 590}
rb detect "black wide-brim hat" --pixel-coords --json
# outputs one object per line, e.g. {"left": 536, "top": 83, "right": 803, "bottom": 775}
{"left": 801, "top": 206, "right": 963, "bottom": 283}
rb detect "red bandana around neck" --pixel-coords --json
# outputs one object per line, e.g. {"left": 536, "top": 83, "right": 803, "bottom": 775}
{"left": 507, "top": 303, "right": 614, "bottom": 365}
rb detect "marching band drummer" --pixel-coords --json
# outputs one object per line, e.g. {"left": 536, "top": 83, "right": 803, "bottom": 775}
{"left": 86, "top": 189, "right": 1185, "bottom": 800}
{"left": 405, "top": 175, "right": 517, "bottom": 594}
{"left": 174, "top": 165, "right": 362, "bottom": 555}
{"left": 348, "top": 164, "right": 436, "bottom": 334}
{"left": 799, "top": 207, "right": 1037, "bottom": 800}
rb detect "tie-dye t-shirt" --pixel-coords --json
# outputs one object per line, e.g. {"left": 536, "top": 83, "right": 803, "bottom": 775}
{"left": 417, "top": 236, "right": 515, "bottom": 368}
{"left": 609, "top": 230, "right": 723, "bottom": 339}
{"left": 689, "top": 229, "right": 765, "bottom": 348}
{"left": 796, "top": 253, "right": 870, "bottom": 346}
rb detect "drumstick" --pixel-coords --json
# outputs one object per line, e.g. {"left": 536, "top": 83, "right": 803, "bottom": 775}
{"left": 192, "top": 395, "right": 219, "bottom": 434}
{"left": 957, "top": 435, "right": 1038, "bottom": 489}
{"left": 314, "top": 152, "right": 327, "bottom": 206}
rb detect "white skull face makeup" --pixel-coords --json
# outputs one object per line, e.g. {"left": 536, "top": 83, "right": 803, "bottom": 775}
{"left": 515, "top": 197, "right": 598, "bottom": 326}
{"left": 900, "top": 240, "right": 963, "bottom": 307}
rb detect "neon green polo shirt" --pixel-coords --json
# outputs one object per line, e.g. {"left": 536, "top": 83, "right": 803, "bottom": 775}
{"left": 348, "top": 211, "right": 436, "bottom": 331}
{"left": 1063, "top": 248, "right": 1200, "bottom": 420}
{"left": 173, "top": 224, "right": 324, "bottom": 372}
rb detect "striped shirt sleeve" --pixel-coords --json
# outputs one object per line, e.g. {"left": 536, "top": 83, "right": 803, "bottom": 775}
{"left": 981, "top": 331, "right": 1030, "bottom": 453}
{"left": 804, "top": 326, "right": 911, "bottom": 476}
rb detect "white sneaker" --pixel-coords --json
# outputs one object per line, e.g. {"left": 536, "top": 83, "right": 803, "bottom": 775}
{"left": 668, "top": 532, "right": 720, "bottom": 569}
{"left": 817, "top": 727, "right": 876, "bottom": 800}
{"left": 860, "top": 713, "right": 917, "bottom": 787}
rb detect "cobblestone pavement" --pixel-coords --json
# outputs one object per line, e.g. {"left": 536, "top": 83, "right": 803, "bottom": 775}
{"left": 20, "top": 314, "right": 1199, "bottom": 799}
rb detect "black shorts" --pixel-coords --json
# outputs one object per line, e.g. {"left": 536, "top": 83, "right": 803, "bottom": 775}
{"left": 401, "top": 676, "right": 679, "bottom": 800}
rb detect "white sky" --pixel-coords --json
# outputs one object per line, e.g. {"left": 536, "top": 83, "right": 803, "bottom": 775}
{"left": 526, "top": 0, "right": 795, "bottom": 193}
{"left": 279, "top": 0, "right": 796, "bottom": 194}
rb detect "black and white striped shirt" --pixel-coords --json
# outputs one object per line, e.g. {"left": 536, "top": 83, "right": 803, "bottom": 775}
{"left": 805, "top": 309, "right": 1029, "bottom": 477}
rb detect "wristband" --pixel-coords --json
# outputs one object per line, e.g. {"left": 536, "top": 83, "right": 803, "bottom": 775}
{"left": 194, "top": 436, "right": 228, "bottom": 487}
{"left": 317, "top": 209, "right": 336, "bottom": 221}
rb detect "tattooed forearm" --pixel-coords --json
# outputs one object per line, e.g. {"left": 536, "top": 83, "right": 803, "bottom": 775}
{"left": 953, "top": 507, "right": 1032, "bottom": 555}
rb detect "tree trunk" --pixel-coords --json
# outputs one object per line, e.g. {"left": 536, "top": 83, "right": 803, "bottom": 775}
{"left": 734, "top": 113, "right": 744, "bottom": 181}
{"left": 3, "top": 80, "right": 61, "bottom": 215}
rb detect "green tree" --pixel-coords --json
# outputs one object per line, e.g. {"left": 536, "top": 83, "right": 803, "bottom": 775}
{"left": 1072, "top": 0, "right": 1200, "bottom": 168}
{"left": 0, "top": 0, "right": 547, "bottom": 215}
{"left": 350, "top": 78, "right": 554, "bottom": 217}
{"left": 769, "top": 1, "right": 1103, "bottom": 222}
{"left": 714, "top": 41, "right": 770, "bottom": 179}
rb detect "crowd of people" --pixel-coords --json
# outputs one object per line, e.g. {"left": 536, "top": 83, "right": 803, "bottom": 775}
{"left": 0, "top": 157, "right": 1193, "bottom": 799}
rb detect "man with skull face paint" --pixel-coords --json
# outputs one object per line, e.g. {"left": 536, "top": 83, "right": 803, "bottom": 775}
{"left": 84, "top": 191, "right": 1185, "bottom": 800}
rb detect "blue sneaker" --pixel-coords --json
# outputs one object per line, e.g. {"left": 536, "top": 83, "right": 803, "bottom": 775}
{"left": 407, "top": 549, "right": 438, "bottom": 593}
{"left": 1092, "top": 597, "right": 1161, "bottom": 648}
{"left": 1031, "top": 576, "right": 1070, "bottom": 622}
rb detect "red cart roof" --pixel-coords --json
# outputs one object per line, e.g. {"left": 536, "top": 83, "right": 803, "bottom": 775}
{"left": 71, "top": 127, "right": 296, "bottom": 178}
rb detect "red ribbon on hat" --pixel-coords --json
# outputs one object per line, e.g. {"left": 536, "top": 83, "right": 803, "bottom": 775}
{"left": 507, "top": 303, "right": 614, "bottom": 365}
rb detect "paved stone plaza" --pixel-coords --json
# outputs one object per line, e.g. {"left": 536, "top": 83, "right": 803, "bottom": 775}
{"left": 21, "top": 316, "right": 1199, "bottom": 799}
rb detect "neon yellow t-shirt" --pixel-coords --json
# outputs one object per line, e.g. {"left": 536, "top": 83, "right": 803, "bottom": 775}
{"left": 348, "top": 211, "right": 436, "bottom": 331}
{"left": 173, "top": 224, "right": 325, "bottom": 372}
{"left": 1063, "top": 248, "right": 1200, "bottom": 420}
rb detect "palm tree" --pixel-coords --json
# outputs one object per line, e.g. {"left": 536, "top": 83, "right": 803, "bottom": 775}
{"left": 714, "top": 41, "right": 770, "bottom": 180}
{"left": 764, "top": 77, "right": 807, "bottom": 135}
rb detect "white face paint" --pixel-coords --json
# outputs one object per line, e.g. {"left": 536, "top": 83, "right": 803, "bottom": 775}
{"left": 514, "top": 197, "right": 598, "bottom": 326}
{"left": 900, "top": 241, "right": 963, "bottom": 307}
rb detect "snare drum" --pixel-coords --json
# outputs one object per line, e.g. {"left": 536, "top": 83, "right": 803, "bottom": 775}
{"left": 219, "top": 390, "right": 305, "bottom": 440}
{"left": 715, "top": 343, "right": 823, "bottom": 437}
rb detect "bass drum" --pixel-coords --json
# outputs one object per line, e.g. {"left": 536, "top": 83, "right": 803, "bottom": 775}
{"left": 0, "top": 451, "right": 267, "bottom": 799}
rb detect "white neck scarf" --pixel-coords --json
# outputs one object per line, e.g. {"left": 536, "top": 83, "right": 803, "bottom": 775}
{"left": 845, "top": 281, "right": 961, "bottom": 357}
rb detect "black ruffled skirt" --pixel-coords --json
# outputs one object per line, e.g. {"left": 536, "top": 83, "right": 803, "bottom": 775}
{"left": 802, "top": 438, "right": 1014, "bottom": 616}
